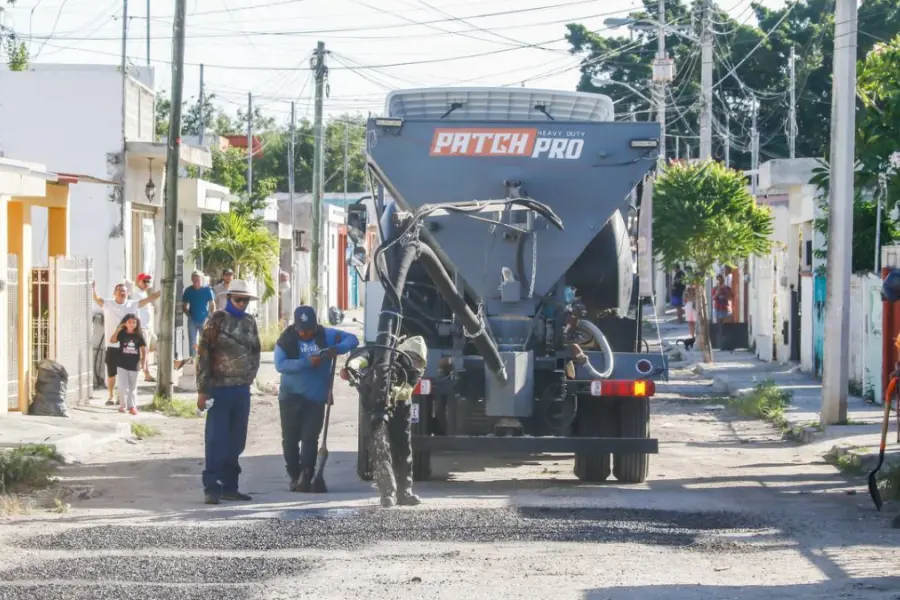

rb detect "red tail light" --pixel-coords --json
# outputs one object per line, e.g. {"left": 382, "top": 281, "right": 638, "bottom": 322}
{"left": 414, "top": 378, "right": 432, "bottom": 395}
{"left": 590, "top": 379, "right": 655, "bottom": 397}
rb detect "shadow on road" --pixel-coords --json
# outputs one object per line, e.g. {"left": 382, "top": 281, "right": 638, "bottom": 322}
{"left": 582, "top": 577, "right": 900, "bottom": 600}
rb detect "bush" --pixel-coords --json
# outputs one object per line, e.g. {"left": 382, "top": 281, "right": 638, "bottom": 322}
{"left": 728, "top": 380, "right": 792, "bottom": 429}
{"left": 0, "top": 445, "right": 60, "bottom": 494}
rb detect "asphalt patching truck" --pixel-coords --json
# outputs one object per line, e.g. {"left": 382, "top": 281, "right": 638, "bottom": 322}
{"left": 344, "top": 87, "right": 667, "bottom": 484}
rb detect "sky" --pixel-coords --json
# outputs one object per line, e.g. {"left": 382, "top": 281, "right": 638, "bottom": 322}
{"left": 2, "top": 0, "right": 789, "bottom": 124}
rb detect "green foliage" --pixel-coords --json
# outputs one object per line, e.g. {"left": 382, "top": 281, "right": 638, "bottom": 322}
{"left": 653, "top": 160, "right": 773, "bottom": 279}
{"left": 0, "top": 445, "right": 60, "bottom": 494}
{"left": 4, "top": 33, "right": 29, "bottom": 71}
{"left": 130, "top": 422, "right": 161, "bottom": 439}
{"left": 191, "top": 212, "right": 280, "bottom": 301}
{"left": 145, "top": 394, "right": 199, "bottom": 419}
{"left": 566, "top": 0, "right": 900, "bottom": 167}
{"left": 856, "top": 34, "right": 900, "bottom": 202}
{"left": 728, "top": 380, "right": 792, "bottom": 430}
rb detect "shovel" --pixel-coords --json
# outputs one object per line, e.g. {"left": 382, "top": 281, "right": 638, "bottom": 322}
{"left": 868, "top": 376, "right": 897, "bottom": 511}
{"left": 311, "top": 351, "right": 338, "bottom": 493}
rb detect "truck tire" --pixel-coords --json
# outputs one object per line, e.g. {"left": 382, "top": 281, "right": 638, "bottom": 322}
{"left": 411, "top": 396, "right": 432, "bottom": 481}
{"left": 613, "top": 397, "right": 650, "bottom": 484}
{"left": 357, "top": 399, "right": 374, "bottom": 481}
{"left": 573, "top": 398, "right": 615, "bottom": 482}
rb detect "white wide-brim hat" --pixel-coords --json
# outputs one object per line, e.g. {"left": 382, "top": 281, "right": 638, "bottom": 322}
{"left": 225, "top": 279, "right": 259, "bottom": 300}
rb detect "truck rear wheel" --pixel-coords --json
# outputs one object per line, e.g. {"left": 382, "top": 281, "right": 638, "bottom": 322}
{"left": 411, "top": 396, "right": 432, "bottom": 481}
{"left": 357, "top": 399, "right": 373, "bottom": 481}
{"left": 573, "top": 398, "right": 615, "bottom": 482}
{"left": 613, "top": 397, "right": 650, "bottom": 484}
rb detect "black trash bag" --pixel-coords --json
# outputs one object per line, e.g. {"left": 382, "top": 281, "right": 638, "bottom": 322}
{"left": 29, "top": 359, "right": 70, "bottom": 417}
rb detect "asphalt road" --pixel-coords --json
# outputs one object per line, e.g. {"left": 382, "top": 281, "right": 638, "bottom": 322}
{"left": 1, "top": 322, "right": 898, "bottom": 599}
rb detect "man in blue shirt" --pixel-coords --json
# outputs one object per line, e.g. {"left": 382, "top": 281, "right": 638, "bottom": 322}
{"left": 274, "top": 305, "right": 359, "bottom": 492}
{"left": 182, "top": 271, "right": 216, "bottom": 359}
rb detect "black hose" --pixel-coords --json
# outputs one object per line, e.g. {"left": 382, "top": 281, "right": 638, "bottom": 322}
{"left": 369, "top": 241, "right": 419, "bottom": 420}
{"left": 416, "top": 243, "right": 509, "bottom": 387}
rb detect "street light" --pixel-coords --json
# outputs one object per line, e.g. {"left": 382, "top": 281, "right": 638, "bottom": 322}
{"left": 145, "top": 157, "right": 156, "bottom": 203}
{"left": 590, "top": 77, "right": 653, "bottom": 104}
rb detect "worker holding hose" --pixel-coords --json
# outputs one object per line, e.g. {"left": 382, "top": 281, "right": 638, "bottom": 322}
{"left": 342, "top": 335, "right": 428, "bottom": 507}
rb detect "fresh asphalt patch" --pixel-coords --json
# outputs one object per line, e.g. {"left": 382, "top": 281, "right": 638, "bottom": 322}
{"left": 15, "top": 507, "right": 784, "bottom": 553}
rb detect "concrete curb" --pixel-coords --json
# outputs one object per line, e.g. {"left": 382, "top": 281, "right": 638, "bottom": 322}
{"left": 701, "top": 371, "right": 819, "bottom": 444}
{"left": 51, "top": 422, "right": 132, "bottom": 462}
{"left": 827, "top": 444, "right": 900, "bottom": 475}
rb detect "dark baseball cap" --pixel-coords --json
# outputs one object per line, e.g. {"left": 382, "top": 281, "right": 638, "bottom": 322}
{"left": 293, "top": 305, "right": 318, "bottom": 331}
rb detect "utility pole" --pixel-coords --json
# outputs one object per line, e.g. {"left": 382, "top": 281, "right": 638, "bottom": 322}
{"left": 724, "top": 108, "right": 730, "bottom": 168}
{"left": 121, "top": 0, "right": 128, "bottom": 147}
{"left": 145, "top": 0, "right": 150, "bottom": 65}
{"left": 310, "top": 41, "right": 327, "bottom": 313}
{"left": 343, "top": 121, "right": 349, "bottom": 201}
{"left": 247, "top": 92, "right": 253, "bottom": 198}
{"left": 652, "top": 0, "right": 670, "bottom": 165}
{"left": 788, "top": 45, "right": 798, "bottom": 159}
{"left": 750, "top": 96, "right": 759, "bottom": 194}
{"left": 289, "top": 101, "right": 296, "bottom": 309}
{"left": 198, "top": 64, "right": 205, "bottom": 145}
{"left": 821, "top": 0, "right": 858, "bottom": 426}
{"left": 157, "top": 0, "right": 187, "bottom": 400}
{"left": 699, "top": 0, "right": 713, "bottom": 160}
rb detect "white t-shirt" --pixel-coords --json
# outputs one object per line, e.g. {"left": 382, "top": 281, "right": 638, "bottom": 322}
{"left": 213, "top": 282, "right": 230, "bottom": 311}
{"left": 130, "top": 288, "right": 153, "bottom": 332}
{"left": 103, "top": 299, "right": 141, "bottom": 348}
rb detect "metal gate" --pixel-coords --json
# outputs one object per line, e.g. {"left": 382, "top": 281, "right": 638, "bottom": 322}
{"left": 49, "top": 257, "right": 94, "bottom": 404}
{"left": 7, "top": 255, "right": 18, "bottom": 411}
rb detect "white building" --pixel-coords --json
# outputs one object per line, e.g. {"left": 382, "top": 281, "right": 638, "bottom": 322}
{"left": 0, "top": 63, "right": 231, "bottom": 362}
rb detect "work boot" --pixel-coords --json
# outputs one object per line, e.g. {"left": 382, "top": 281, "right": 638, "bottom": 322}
{"left": 289, "top": 477, "right": 300, "bottom": 492}
{"left": 204, "top": 492, "right": 220, "bottom": 505}
{"left": 380, "top": 494, "right": 396, "bottom": 508}
{"left": 397, "top": 490, "right": 421, "bottom": 506}
{"left": 221, "top": 491, "right": 252, "bottom": 501}
{"left": 297, "top": 470, "right": 312, "bottom": 493}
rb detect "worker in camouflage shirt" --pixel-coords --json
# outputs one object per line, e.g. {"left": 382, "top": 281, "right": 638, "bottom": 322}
{"left": 196, "top": 279, "right": 261, "bottom": 505}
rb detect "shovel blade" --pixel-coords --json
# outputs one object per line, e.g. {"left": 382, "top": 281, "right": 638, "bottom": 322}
{"left": 868, "top": 472, "right": 883, "bottom": 512}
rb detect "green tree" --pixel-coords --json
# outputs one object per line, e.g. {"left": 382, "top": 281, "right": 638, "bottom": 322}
{"left": 566, "top": 0, "right": 900, "bottom": 166}
{"left": 4, "top": 33, "right": 29, "bottom": 71}
{"left": 190, "top": 212, "right": 280, "bottom": 301}
{"left": 857, "top": 34, "right": 900, "bottom": 205}
{"left": 653, "top": 160, "right": 774, "bottom": 362}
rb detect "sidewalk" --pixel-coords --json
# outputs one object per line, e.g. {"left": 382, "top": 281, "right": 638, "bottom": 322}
{"left": 693, "top": 345, "right": 899, "bottom": 477}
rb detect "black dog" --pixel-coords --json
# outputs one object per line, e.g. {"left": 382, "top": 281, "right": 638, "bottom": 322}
{"left": 675, "top": 337, "right": 696, "bottom": 351}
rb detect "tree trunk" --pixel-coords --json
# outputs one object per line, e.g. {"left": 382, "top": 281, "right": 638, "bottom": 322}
{"left": 697, "top": 278, "right": 714, "bottom": 364}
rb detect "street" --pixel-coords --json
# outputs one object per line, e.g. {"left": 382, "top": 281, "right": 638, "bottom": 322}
{"left": 1, "top": 345, "right": 899, "bottom": 599}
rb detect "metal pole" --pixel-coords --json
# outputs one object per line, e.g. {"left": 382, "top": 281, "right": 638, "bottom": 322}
{"left": 157, "top": 0, "right": 187, "bottom": 400}
{"left": 145, "top": 0, "right": 150, "bottom": 65}
{"left": 675, "top": 136, "right": 680, "bottom": 160}
{"left": 121, "top": 0, "right": 128, "bottom": 147}
{"left": 750, "top": 96, "right": 759, "bottom": 194}
{"left": 876, "top": 173, "right": 885, "bottom": 273}
{"left": 289, "top": 101, "right": 296, "bottom": 307}
{"left": 310, "top": 40, "right": 327, "bottom": 313}
{"left": 198, "top": 64, "right": 205, "bottom": 145}
{"left": 724, "top": 108, "right": 730, "bottom": 169}
{"left": 343, "top": 121, "right": 349, "bottom": 201}
{"left": 656, "top": 0, "right": 666, "bottom": 165}
{"left": 699, "top": 0, "right": 713, "bottom": 160}
{"left": 789, "top": 45, "right": 797, "bottom": 159}
{"left": 247, "top": 92, "right": 253, "bottom": 198}
{"left": 821, "top": 0, "right": 858, "bottom": 426}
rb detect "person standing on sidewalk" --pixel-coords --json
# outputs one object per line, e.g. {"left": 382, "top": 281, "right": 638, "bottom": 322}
{"left": 131, "top": 273, "right": 158, "bottom": 382}
{"left": 109, "top": 314, "right": 146, "bottom": 415}
{"left": 196, "top": 280, "right": 261, "bottom": 505}
{"left": 274, "top": 305, "right": 359, "bottom": 493}
{"left": 93, "top": 281, "right": 160, "bottom": 406}
{"left": 213, "top": 268, "right": 234, "bottom": 311}
{"left": 182, "top": 271, "right": 216, "bottom": 361}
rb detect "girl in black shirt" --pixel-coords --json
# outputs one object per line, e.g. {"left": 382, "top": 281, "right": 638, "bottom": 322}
{"left": 109, "top": 313, "right": 147, "bottom": 415}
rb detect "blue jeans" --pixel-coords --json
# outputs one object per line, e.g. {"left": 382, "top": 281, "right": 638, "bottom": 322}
{"left": 187, "top": 318, "right": 203, "bottom": 357}
{"left": 202, "top": 385, "right": 251, "bottom": 495}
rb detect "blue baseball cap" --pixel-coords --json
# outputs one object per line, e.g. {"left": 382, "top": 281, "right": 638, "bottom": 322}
{"left": 293, "top": 305, "right": 318, "bottom": 331}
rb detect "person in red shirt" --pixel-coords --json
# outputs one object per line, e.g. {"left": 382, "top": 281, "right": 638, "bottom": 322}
{"left": 713, "top": 274, "right": 734, "bottom": 323}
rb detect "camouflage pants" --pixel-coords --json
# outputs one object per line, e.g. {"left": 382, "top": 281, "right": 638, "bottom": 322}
{"left": 371, "top": 400, "right": 413, "bottom": 499}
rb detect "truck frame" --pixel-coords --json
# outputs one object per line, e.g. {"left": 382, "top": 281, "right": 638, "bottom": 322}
{"left": 344, "top": 87, "right": 667, "bottom": 484}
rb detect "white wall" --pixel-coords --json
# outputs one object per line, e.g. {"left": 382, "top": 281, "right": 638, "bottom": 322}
{"left": 0, "top": 195, "right": 8, "bottom": 415}
{"left": 0, "top": 68, "right": 132, "bottom": 296}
